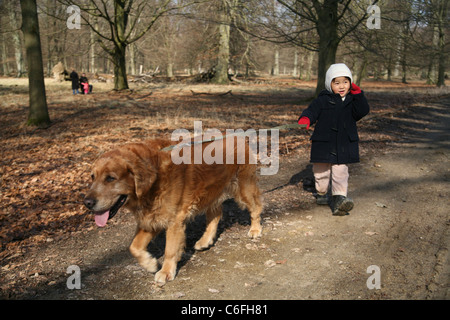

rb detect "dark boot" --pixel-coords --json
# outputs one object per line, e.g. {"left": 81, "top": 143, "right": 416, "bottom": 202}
{"left": 331, "top": 195, "right": 354, "bottom": 216}
{"left": 316, "top": 193, "right": 329, "bottom": 205}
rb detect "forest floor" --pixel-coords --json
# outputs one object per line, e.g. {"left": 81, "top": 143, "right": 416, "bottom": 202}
{"left": 0, "top": 76, "right": 449, "bottom": 301}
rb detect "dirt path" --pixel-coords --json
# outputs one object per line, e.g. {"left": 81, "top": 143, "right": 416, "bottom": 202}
{"left": 2, "top": 95, "right": 449, "bottom": 301}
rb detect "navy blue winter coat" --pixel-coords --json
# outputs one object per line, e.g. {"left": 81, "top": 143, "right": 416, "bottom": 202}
{"left": 299, "top": 90, "right": 370, "bottom": 164}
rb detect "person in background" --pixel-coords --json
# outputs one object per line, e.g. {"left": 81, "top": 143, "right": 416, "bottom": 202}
{"left": 81, "top": 81, "right": 89, "bottom": 94}
{"left": 70, "top": 69, "right": 79, "bottom": 95}
{"left": 79, "top": 73, "right": 93, "bottom": 94}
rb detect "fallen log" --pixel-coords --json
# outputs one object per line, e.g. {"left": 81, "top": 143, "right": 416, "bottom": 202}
{"left": 190, "top": 89, "right": 233, "bottom": 96}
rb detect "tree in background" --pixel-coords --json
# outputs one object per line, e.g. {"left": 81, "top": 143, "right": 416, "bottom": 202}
{"left": 267, "top": 0, "right": 379, "bottom": 95}
{"left": 0, "top": 0, "right": 447, "bottom": 88}
{"left": 433, "top": 0, "right": 448, "bottom": 87}
{"left": 6, "top": 1, "right": 25, "bottom": 77}
{"left": 345, "top": 0, "right": 448, "bottom": 87}
{"left": 20, "top": 0, "right": 51, "bottom": 127}
{"left": 60, "top": 0, "right": 199, "bottom": 90}
{"left": 212, "top": 0, "right": 232, "bottom": 84}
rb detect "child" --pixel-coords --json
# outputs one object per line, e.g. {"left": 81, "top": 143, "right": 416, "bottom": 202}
{"left": 81, "top": 81, "right": 89, "bottom": 94}
{"left": 298, "top": 63, "right": 369, "bottom": 216}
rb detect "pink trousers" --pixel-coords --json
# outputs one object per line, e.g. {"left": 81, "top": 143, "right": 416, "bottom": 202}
{"left": 313, "top": 163, "right": 349, "bottom": 196}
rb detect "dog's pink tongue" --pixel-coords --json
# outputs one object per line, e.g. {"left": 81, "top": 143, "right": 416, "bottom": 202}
{"left": 95, "top": 211, "right": 109, "bottom": 227}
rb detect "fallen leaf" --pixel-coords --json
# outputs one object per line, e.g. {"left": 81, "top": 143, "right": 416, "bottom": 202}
{"left": 375, "top": 202, "right": 387, "bottom": 208}
{"left": 264, "top": 260, "right": 276, "bottom": 268}
{"left": 173, "top": 292, "right": 185, "bottom": 298}
{"left": 244, "top": 282, "right": 258, "bottom": 288}
{"left": 245, "top": 243, "right": 258, "bottom": 250}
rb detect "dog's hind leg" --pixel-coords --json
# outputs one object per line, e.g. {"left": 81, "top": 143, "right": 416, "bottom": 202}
{"left": 194, "top": 204, "right": 222, "bottom": 251}
{"left": 245, "top": 192, "right": 263, "bottom": 239}
{"left": 129, "top": 228, "right": 159, "bottom": 273}
{"left": 236, "top": 172, "right": 263, "bottom": 239}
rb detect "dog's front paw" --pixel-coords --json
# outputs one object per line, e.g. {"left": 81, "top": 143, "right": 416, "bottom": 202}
{"left": 139, "top": 252, "right": 158, "bottom": 273}
{"left": 247, "top": 226, "right": 262, "bottom": 239}
{"left": 155, "top": 269, "right": 176, "bottom": 285}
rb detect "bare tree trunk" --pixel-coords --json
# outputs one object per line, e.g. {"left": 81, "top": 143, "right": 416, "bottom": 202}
{"left": 112, "top": 1, "right": 129, "bottom": 90}
{"left": 89, "top": 2, "right": 98, "bottom": 73}
{"left": 113, "top": 43, "right": 129, "bottom": 90}
{"left": 292, "top": 51, "right": 298, "bottom": 78}
{"left": 272, "top": 49, "right": 279, "bottom": 76}
{"left": 315, "top": 0, "right": 339, "bottom": 95}
{"left": 394, "top": 36, "right": 402, "bottom": 78}
{"left": 386, "top": 53, "right": 393, "bottom": 81}
{"left": 355, "top": 48, "right": 368, "bottom": 86}
{"left": 167, "top": 63, "right": 174, "bottom": 78}
{"left": 129, "top": 43, "right": 137, "bottom": 75}
{"left": 436, "top": 0, "right": 448, "bottom": 87}
{"left": 212, "top": 0, "right": 231, "bottom": 84}
{"left": 8, "top": 2, "right": 25, "bottom": 77}
{"left": 426, "top": 24, "right": 439, "bottom": 84}
{"left": 299, "top": 53, "right": 305, "bottom": 80}
{"left": 400, "top": 2, "right": 412, "bottom": 84}
{"left": 20, "top": 0, "right": 51, "bottom": 127}
{"left": 306, "top": 51, "right": 314, "bottom": 81}
{"left": 12, "top": 33, "right": 25, "bottom": 77}
{"left": 1, "top": 32, "right": 10, "bottom": 75}
{"left": 90, "top": 37, "right": 96, "bottom": 73}
{"left": 356, "top": 57, "right": 368, "bottom": 86}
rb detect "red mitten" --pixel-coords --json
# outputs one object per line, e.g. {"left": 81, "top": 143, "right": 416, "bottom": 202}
{"left": 350, "top": 83, "right": 361, "bottom": 95}
{"left": 298, "top": 117, "right": 310, "bottom": 129}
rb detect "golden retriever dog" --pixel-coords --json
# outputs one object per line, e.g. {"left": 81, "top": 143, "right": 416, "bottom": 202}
{"left": 83, "top": 138, "right": 262, "bottom": 285}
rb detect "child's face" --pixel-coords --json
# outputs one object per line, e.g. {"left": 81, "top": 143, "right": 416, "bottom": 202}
{"left": 331, "top": 77, "right": 351, "bottom": 97}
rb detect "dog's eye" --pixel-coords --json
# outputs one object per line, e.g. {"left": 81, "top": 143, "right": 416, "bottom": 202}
{"left": 105, "top": 176, "right": 116, "bottom": 182}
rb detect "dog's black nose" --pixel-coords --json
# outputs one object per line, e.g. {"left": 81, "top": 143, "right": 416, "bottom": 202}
{"left": 84, "top": 197, "right": 96, "bottom": 210}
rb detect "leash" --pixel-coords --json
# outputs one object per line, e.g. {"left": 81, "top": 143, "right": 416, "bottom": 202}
{"left": 161, "top": 123, "right": 307, "bottom": 152}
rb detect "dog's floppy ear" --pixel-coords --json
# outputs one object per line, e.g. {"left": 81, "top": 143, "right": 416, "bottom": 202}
{"left": 127, "top": 156, "right": 157, "bottom": 199}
